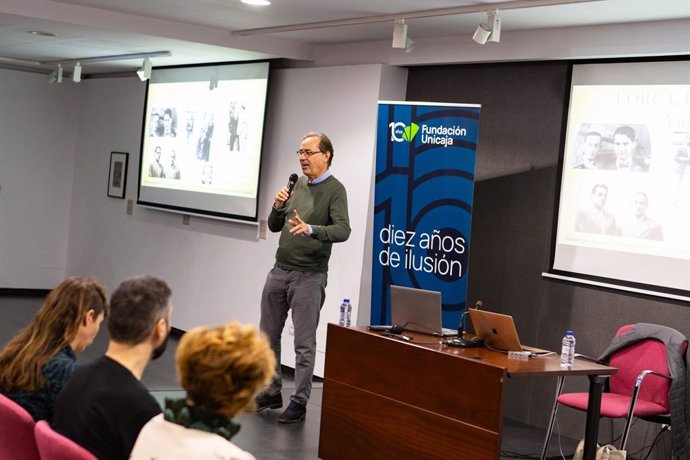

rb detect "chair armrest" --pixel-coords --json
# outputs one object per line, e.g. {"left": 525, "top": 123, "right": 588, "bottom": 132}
{"left": 636, "top": 369, "right": 671, "bottom": 388}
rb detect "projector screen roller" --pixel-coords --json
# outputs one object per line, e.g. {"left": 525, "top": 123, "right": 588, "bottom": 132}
{"left": 550, "top": 59, "right": 690, "bottom": 298}
{"left": 137, "top": 61, "right": 270, "bottom": 222}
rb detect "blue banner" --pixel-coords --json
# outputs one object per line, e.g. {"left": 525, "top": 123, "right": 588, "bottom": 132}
{"left": 372, "top": 101, "right": 481, "bottom": 330}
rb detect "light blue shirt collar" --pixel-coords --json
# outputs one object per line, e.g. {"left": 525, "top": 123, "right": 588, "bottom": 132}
{"left": 308, "top": 169, "right": 332, "bottom": 185}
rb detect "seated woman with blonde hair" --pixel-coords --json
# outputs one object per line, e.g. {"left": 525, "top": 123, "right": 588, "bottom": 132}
{"left": 131, "top": 321, "right": 275, "bottom": 460}
{"left": 0, "top": 276, "right": 107, "bottom": 422}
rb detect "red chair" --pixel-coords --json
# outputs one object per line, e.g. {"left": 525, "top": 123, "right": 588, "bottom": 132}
{"left": 540, "top": 324, "right": 687, "bottom": 459}
{"left": 0, "top": 393, "right": 40, "bottom": 460}
{"left": 34, "top": 420, "right": 97, "bottom": 460}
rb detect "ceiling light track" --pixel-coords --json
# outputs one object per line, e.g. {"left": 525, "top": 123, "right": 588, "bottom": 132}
{"left": 1, "top": 51, "right": 171, "bottom": 83}
{"left": 40, "top": 51, "right": 171, "bottom": 67}
{"left": 0, "top": 56, "right": 42, "bottom": 66}
{"left": 0, "top": 51, "right": 170, "bottom": 69}
{"left": 232, "top": 0, "right": 603, "bottom": 36}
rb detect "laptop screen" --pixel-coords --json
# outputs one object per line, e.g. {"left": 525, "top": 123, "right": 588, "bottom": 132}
{"left": 390, "top": 285, "right": 456, "bottom": 336}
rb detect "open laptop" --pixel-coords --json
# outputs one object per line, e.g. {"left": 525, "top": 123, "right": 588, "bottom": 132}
{"left": 468, "top": 309, "right": 546, "bottom": 353}
{"left": 390, "top": 285, "right": 458, "bottom": 337}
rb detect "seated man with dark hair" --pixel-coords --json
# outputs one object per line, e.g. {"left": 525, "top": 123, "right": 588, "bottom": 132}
{"left": 53, "top": 275, "right": 173, "bottom": 460}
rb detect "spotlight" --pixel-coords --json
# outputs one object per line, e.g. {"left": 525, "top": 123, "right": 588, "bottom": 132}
{"left": 473, "top": 9, "right": 501, "bottom": 45}
{"left": 72, "top": 62, "right": 82, "bottom": 83}
{"left": 56, "top": 64, "right": 63, "bottom": 83}
{"left": 48, "top": 70, "right": 57, "bottom": 84}
{"left": 209, "top": 69, "right": 219, "bottom": 90}
{"left": 392, "top": 19, "right": 408, "bottom": 49}
{"left": 137, "top": 57, "right": 152, "bottom": 81}
{"left": 473, "top": 24, "right": 491, "bottom": 45}
{"left": 405, "top": 38, "right": 415, "bottom": 54}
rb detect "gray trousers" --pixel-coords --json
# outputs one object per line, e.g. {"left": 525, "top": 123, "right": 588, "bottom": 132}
{"left": 260, "top": 266, "right": 327, "bottom": 406}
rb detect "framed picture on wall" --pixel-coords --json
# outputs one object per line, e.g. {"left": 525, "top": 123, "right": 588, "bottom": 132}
{"left": 107, "top": 151, "right": 128, "bottom": 199}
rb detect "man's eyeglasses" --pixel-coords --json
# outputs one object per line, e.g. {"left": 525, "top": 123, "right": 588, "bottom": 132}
{"left": 295, "top": 149, "right": 322, "bottom": 157}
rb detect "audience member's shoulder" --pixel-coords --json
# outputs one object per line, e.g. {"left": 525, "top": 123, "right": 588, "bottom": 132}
{"left": 70, "top": 355, "right": 112, "bottom": 377}
{"left": 132, "top": 414, "right": 255, "bottom": 460}
{"left": 43, "top": 347, "right": 77, "bottom": 379}
{"left": 69, "top": 356, "right": 150, "bottom": 396}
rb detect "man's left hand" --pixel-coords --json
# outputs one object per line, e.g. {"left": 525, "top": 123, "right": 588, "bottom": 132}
{"left": 288, "top": 210, "right": 310, "bottom": 236}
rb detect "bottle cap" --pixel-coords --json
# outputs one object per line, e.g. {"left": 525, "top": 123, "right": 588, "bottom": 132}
{"left": 566, "top": 330, "right": 573, "bottom": 335}
{"left": 344, "top": 298, "right": 350, "bottom": 302}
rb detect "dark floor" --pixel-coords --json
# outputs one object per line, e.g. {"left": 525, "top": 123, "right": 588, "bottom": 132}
{"left": 1, "top": 294, "right": 582, "bottom": 460}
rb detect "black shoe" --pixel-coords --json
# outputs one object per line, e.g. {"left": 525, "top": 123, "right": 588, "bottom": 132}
{"left": 278, "top": 401, "right": 306, "bottom": 424}
{"left": 252, "top": 392, "right": 283, "bottom": 412}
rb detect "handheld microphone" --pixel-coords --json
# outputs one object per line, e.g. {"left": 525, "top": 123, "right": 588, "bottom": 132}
{"left": 287, "top": 173, "right": 298, "bottom": 196}
{"left": 280, "top": 173, "right": 299, "bottom": 209}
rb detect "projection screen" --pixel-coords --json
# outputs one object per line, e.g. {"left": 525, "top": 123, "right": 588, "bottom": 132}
{"left": 137, "top": 61, "right": 270, "bottom": 223}
{"left": 548, "top": 58, "right": 690, "bottom": 300}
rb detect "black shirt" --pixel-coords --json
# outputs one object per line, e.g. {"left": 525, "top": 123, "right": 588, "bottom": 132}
{"left": 53, "top": 356, "right": 161, "bottom": 460}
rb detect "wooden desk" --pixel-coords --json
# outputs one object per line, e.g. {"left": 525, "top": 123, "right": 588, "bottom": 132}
{"left": 318, "top": 325, "right": 616, "bottom": 460}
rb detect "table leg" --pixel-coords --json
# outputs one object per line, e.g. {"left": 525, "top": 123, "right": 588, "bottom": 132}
{"left": 583, "top": 375, "right": 606, "bottom": 460}
{"left": 539, "top": 376, "right": 565, "bottom": 460}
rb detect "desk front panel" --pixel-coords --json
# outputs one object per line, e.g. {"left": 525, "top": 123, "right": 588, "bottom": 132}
{"left": 319, "top": 325, "right": 506, "bottom": 459}
{"left": 320, "top": 379, "right": 500, "bottom": 460}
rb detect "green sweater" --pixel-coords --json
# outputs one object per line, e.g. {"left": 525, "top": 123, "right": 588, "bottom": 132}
{"left": 268, "top": 174, "right": 350, "bottom": 273}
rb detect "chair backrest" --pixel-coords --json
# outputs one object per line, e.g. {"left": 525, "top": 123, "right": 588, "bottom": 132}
{"left": 0, "top": 393, "right": 40, "bottom": 460}
{"left": 608, "top": 325, "right": 673, "bottom": 412}
{"left": 34, "top": 420, "right": 97, "bottom": 460}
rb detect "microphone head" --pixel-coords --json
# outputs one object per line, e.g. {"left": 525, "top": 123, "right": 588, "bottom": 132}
{"left": 287, "top": 173, "right": 299, "bottom": 194}
{"left": 474, "top": 300, "right": 483, "bottom": 309}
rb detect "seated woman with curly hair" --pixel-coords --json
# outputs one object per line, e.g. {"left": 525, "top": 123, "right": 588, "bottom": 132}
{"left": 0, "top": 276, "right": 107, "bottom": 422}
{"left": 131, "top": 321, "right": 275, "bottom": 460}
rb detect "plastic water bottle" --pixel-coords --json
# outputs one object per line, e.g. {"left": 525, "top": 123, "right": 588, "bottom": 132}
{"left": 345, "top": 300, "right": 352, "bottom": 327}
{"left": 339, "top": 299, "right": 349, "bottom": 326}
{"left": 560, "top": 330, "right": 576, "bottom": 367}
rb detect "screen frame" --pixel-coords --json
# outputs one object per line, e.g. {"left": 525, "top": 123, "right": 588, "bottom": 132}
{"left": 136, "top": 59, "right": 272, "bottom": 223}
{"left": 546, "top": 55, "right": 690, "bottom": 302}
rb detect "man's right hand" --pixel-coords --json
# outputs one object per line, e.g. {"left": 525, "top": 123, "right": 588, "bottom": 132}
{"left": 274, "top": 187, "right": 290, "bottom": 209}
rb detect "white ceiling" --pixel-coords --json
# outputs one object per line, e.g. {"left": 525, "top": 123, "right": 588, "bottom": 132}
{"left": 0, "top": 0, "right": 688, "bottom": 75}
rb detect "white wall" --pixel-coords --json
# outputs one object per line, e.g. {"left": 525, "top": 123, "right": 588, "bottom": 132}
{"left": 64, "top": 64, "right": 406, "bottom": 375}
{"left": 268, "top": 64, "right": 407, "bottom": 373}
{"left": 0, "top": 68, "right": 80, "bottom": 289}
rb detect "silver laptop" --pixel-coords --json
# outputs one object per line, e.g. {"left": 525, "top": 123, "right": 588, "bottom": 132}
{"left": 390, "top": 285, "right": 458, "bottom": 337}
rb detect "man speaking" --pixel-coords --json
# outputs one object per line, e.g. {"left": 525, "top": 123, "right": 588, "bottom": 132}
{"left": 255, "top": 132, "right": 350, "bottom": 423}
